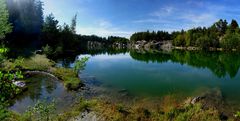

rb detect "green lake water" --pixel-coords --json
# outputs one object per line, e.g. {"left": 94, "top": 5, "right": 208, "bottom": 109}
{"left": 80, "top": 50, "right": 240, "bottom": 106}
{"left": 10, "top": 50, "right": 240, "bottom": 113}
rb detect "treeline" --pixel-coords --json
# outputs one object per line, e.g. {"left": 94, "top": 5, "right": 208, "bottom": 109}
{"left": 0, "top": 0, "right": 128, "bottom": 56}
{"left": 130, "top": 19, "right": 240, "bottom": 50}
{"left": 41, "top": 13, "right": 128, "bottom": 56}
{"left": 172, "top": 19, "right": 240, "bottom": 50}
{"left": 130, "top": 31, "right": 172, "bottom": 42}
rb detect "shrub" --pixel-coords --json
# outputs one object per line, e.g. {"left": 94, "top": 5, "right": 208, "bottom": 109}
{"left": 23, "top": 100, "right": 56, "bottom": 121}
{"left": 73, "top": 57, "right": 89, "bottom": 73}
{"left": 42, "top": 44, "right": 53, "bottom": 56}
{"left": 221, "top": 33, "right": 240, "bottom": 50}
{"left": 0, "top": 71, "right": 23, "bottom": 103}
{"left": 21, "top": 54, "right": 54, "bottom": 71}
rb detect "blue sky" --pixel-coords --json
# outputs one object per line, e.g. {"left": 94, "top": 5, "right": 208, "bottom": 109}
{"left": 42, "top": 0, "right": 240, "bottom": 38}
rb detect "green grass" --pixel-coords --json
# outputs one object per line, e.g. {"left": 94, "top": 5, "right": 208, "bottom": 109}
{"left": 55, "top": 98, "right": 97, "bottom": 121}
{"left": 21, "top": 54, "right": 55, "bottom": 71}
{"left": 50, "top": 67, "right": 81, "bottom": 90}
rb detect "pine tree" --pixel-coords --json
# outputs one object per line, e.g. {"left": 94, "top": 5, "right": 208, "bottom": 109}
{"left": 71, "top": 14, "right": 77, "bottom": 34}
{"left": 0, "top": 0, "right": 12, "bottom": 40}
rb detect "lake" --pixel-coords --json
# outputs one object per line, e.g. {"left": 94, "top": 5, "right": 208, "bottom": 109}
{"left": 10, "top": 49, "right": 240, "bottom": 113}
{"left": 79, "top": 50, "right": 240, "bottom": 108}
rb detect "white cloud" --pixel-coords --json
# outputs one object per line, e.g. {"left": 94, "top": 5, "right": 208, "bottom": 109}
{"left": 180, "top": 13, "right": 218, "bottom": 27}
{"left": 98, "top": 20, "right": 113, "bottom": 28}
{"left": 150, "top": 6, "right": 174, "bottom": 17}
{"left": 132, "top": 3, "right": 221, "bottom": 31}
{"left": 77, "top": 20, "right": 133, "bottom": 38}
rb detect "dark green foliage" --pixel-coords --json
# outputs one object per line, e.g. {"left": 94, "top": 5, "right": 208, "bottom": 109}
{"left": 130, "top": 30, "right": 171, "bottom": 42}
{"left": 24, "top": 100, "right": 56, "bottom": 121}
{"left": 107, "top": 36, "right": 129, "bottom": 44}
{"left": 42, "top": 14, "right": 60, "bottom": 48}
{"left": 196, "top": 36, "right": 211, "bottom": 49}
{"left": 213, "top": 19, "right": 228, "bottom": 36}
{"left": 173, "top": 32, "right": 186, "bottom": 46}
{"left": 0, "top": 104, "right": 10, "bottom": 121}
{"left": 71, "top": 14, "right": 77, "bottom": 34}
{"left": 221, "top": 32, "right": 240, "bottom": 50}
{"left": 42, "top": 44, "right": 53, "bottom": 56}
{"left": 0, "top": 71, "right": 23, "bottom": 103}
{"left": 5, "top": 0, "right": 44, "bottom": 47}
{"left": 230, "top": 19, "right": 239, "bottom": 33}
{"left": 41, "top": 13, "right": 129, "bottom": 56}
{"left": 6, "top": 0, "right": 43, "bottom": 34}
{"left": 149, "top": 19, "right": 240, "bottom": 50}
{"left": 0, "top": 0, "right": 12, "bottom": 40}
{"left": 130, "top": 50, "right": 240, "bottom": 78}
{"left": 0, "top": 46, "right": 8, "bottom": 62}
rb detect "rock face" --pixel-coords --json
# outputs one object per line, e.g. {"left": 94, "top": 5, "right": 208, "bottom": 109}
{"left": 190, "top": 96, "right": 205, "bottom": 104}
{"left": 130, "top": 40, "right": 172, "bottom": 51}
{"left": 87, "top": 41, "right": 105, "bottom": 50}
{"left": 71, "top": 111, "right": 104, "bottom": 121}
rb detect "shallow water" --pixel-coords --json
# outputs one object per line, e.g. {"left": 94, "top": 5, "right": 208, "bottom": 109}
{"left": 9, "top": 74, "right": 78, "bottom": 113}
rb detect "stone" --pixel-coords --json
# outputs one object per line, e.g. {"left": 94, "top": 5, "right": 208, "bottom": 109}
{"left": 13, "top": 81, "right": 26, "bottom": 88}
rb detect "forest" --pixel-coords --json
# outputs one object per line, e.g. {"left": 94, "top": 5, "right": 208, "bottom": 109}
{"left": 1, "top": 0, "right": 240, "bottom": 53}
{"left": 130, "top": 19, "right": 240, "bottom": 50}
{"left": 1, "top": 0, "right": 128, "bottom": 58}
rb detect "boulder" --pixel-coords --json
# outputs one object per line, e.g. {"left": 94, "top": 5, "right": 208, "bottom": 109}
{"left": 13, "top": 81, "right": 26, "bottom": 88}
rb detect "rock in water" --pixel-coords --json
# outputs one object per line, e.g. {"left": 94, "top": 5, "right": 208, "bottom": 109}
{"left": 13, "top": 81, "right": 26, "bottom": 88}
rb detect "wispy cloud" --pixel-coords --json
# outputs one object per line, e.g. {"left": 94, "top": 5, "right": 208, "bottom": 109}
{"left": 132, "top": 2, "right": 222, "bottom": 31}
{"left": 78, "top": 20, "right": 133, "bottom": 38}
{"left": 150, "top": 6, "right": 174, "bottom": 17}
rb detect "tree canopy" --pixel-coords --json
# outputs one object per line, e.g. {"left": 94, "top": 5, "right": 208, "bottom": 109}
{"left": 0, "top": 0, "right": 12, "bottom": 40}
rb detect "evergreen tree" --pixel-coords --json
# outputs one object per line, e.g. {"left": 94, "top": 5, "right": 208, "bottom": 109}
{"left": 0, "top": 0, "right": 12, "bottom": 40}
{"left": 71, "top": 14, "right": 77, "bottom": 34}
{"left": 6, "top": 0, "right": 44, "bottom": 34}
{"left": 230, "top": 19, "right": 239, "bottom": 33}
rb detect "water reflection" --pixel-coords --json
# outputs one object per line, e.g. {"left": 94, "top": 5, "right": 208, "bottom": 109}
{"left": 130, "top": 50, "right": 240, "bottom": 78}
{"left": 56, "top": 49, "right": 240, "bottom": 78}
{"left": 10, "top": 74, "right": 76, "bottom": 113}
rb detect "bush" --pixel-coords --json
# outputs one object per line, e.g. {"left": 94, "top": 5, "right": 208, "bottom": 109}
{"left": 196, "top": 36, "right": 211, "bottom": 50}
{"left": 0, "top": 46, "right": 8, "bottom": 63}
{"left": 42, "top": 44, "right": 53, "bottom": 56}
{"left": 21, "top": 54, "right": 54, "bottom": 71}
{"left": 221, "top": 33, "right": 240, "bottom": 50}
{"left": 74, "top": 57, "right": 89, "bottom": 73}
{"left": 23, "top": 100, "right": 56, "bottom": 121}
{"left": 0, "top": 71, "right": 23, "bottom": 103}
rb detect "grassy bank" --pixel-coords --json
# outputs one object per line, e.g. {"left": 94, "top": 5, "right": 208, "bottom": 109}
{"left": 1, "top": 54, "right": 82, "bottom": 90}
{"left": 8, "top": 96, "right": 237, "bottom": 121}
